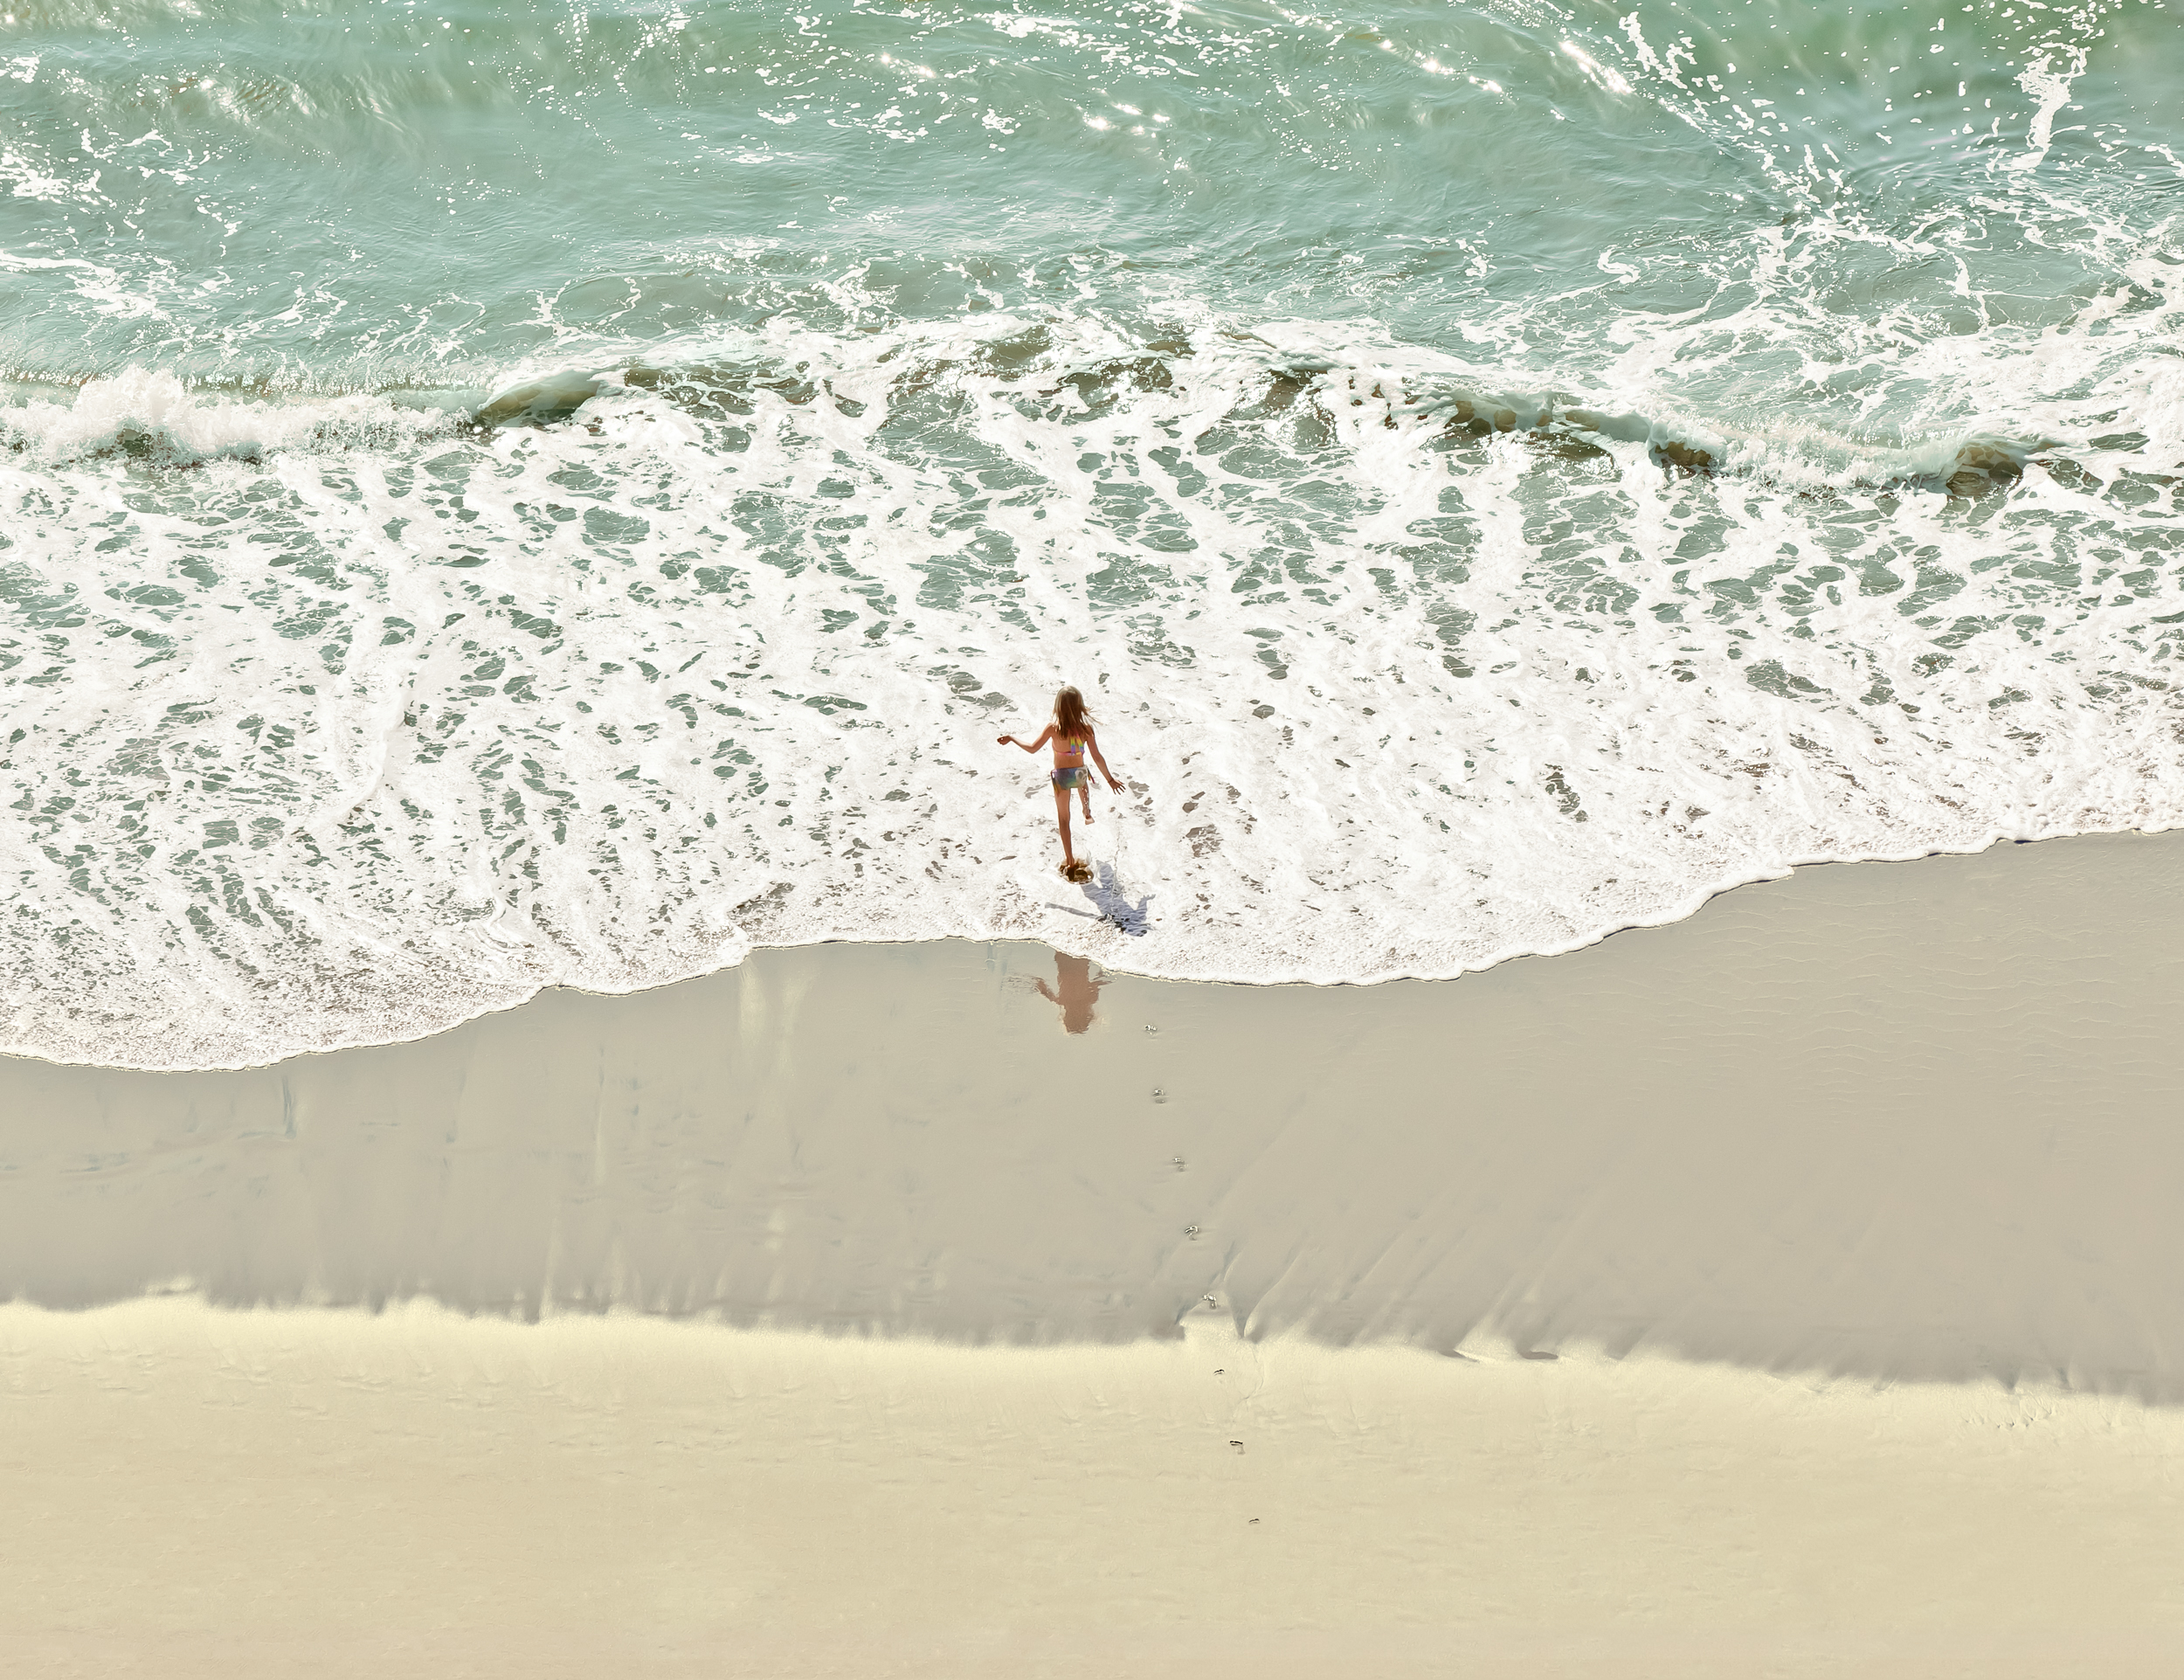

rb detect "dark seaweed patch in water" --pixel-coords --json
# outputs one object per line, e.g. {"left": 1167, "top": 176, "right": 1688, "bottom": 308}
{"left": 1649, "top": 438, "right": 1716, "bottom": 474}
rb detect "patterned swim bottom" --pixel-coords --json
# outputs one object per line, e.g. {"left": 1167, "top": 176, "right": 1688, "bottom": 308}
{"left": 1052, "top": 766, "right": 1091, "bottom": 791}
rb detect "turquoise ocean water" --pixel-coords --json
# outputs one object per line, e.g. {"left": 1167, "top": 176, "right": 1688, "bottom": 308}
{"left": 2, "top": 0, "right": 2179, "bottom": 1066}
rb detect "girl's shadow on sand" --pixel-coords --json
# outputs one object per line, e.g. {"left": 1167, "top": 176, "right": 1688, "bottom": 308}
{"left": 1047, "top": 861, "right": 1153, "bottom": 937}
{"left": 1084, "top": 861, "right": 1153, "bottom": 935}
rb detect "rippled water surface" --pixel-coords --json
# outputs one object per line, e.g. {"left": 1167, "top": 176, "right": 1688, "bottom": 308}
{"left": 3, "top": 0, "right": 2181, "bottom": 1066}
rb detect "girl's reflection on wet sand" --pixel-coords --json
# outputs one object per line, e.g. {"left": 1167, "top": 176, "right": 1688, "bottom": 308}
{"left": 1029, "top": 953, "right": 1109, "bottom": 1034}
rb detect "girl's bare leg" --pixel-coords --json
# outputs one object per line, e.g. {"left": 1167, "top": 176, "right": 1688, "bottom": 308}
{"left": 1054, "top": 785, "right": 1075, "bottom": 865}
{"left": 1080, "top": 787, "right": 1094, "bottom": 825}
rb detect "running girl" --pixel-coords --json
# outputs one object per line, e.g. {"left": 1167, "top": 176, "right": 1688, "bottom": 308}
{"left": 998, "top": 685, "right": 1123, "bottom": 878}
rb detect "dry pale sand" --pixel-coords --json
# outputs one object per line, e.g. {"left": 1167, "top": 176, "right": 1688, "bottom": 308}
{"left": 5, "top": 1299, "right": 2182, "bottom": 1679}
{"left": 4, "top": 830, "right": 2184, "bottom": 1674}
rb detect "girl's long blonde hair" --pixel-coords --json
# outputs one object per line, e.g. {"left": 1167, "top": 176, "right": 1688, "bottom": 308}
{"left": 1053, "top": 684, "right": 1091, "bottom": 740}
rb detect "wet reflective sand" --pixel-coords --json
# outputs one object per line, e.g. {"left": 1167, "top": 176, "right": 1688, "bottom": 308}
{"left": 7, "top": 829, "right": 2181, "bottom": 1397}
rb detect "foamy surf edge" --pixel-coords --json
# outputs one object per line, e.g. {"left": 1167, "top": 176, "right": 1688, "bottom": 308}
{"left": 5, "top": 824, "right": 2165, "bottom": 1074}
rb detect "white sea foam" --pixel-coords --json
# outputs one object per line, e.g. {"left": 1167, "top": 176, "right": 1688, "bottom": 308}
{"left": 3, "top": 252, "right": 2181, "bottom": 1069}
{"left": 2006, "top": 44, "right": 2090, "bottom": 175}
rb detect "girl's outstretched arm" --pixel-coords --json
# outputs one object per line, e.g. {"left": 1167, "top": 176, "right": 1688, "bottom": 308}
{"left": 1086, "top": 729, "right": 1123, "bottom": 790}
{"left": 997, "top": 725, "right": 1055, "bottom": 754}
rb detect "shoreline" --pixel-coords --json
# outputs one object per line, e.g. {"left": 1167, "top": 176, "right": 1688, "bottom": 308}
{"left": 8, "top": 822, "right": 2176, "bottom": 1075}
{"left": 6, "top": 826, "right": 2182, "bottom": 1396}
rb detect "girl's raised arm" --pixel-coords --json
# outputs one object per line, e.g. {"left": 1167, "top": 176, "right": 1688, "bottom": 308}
{"left": 998, "top": 724, "right": 1055, "bottom": 753}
